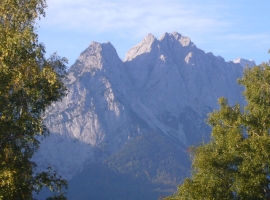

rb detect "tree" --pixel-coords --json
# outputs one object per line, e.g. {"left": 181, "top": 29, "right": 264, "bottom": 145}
{"left": 166, "top": 63, "right": 270, "bottom": 200}
{"left": 0, "top": 0, "right": 67, "bottom": 199}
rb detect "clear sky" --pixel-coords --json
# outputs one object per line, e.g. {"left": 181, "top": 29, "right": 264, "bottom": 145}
{"left": 38, "top": 0, "right": 270, "bottom": 67}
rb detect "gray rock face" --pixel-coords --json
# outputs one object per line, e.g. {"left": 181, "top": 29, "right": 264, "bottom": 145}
{"left": 233, "top": 58, "right": 256, "bottom": 67}
{"left": 124, "top": 32, "right": 244, "bottom": 143}
{"left": 35, "top": 32, "right": 246, "bottom": 179}
{"left": 35, "top": 42, "right": 146, "bottom": 179}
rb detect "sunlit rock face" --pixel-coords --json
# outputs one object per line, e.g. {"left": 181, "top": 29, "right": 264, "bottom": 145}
{"left": 35, "top": 42, "right": 146, "bottom": 179}
{"left": 233, "top": 58, "right": 256, "bottom": 67}
{"left": 35, "top": 32, "right": 247, "bottom": 179}
{"left": 123, "top": 32, "right": 245, "bottom": 143}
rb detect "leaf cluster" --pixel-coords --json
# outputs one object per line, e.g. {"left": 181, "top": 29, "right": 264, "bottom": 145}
{"left": 0, "top": 0, "right": 68, "bottom": 199}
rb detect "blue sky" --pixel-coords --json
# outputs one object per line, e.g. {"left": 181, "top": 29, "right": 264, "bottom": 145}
{"left": 38, "top": 0, "right": 270, "bottom": 67}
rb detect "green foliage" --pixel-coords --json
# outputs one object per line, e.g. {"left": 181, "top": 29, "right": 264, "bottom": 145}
{"left": 105, "top": 132, "right": 190, "bottom": 186}
{"left": 0, "top": 0, "right": 67, "bottom": 199}
{"left": 167, "top": 63, "right": 270, "bottom": 200}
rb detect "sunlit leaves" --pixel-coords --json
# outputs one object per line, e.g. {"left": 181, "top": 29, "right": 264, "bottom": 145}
{"left": 0, "top": 0, "right": 67, "bottom": 199}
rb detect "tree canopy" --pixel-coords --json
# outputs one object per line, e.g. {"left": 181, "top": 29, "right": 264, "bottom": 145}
{"left": 167, "top": 63, "right": 270, "bottom": 200}
{"left": 0, "top": 0, "right": 67, "bottom": 199}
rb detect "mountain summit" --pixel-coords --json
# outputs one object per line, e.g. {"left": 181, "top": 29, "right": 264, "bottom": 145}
{"left": 35, "top": 32, "right": 251, "bottom": 199}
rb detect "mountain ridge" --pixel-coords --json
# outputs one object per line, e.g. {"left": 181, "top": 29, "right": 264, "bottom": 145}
{"left": 35, "top": 32, "right": 252, "bottom": 184}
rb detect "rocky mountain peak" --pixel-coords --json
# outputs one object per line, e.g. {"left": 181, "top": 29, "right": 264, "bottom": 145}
{"left": 66, "top": 41, "right": 125, "bottom": 88}
{"left": 159, "top": 32, "right": 193, "bottom": 47}
{"left": 144, "top": 33, "right": 156, "bottom": 42}
{"left": 124, "top": 33, "right": 157, "bottom": 62}
{"left": 68, "top": 41, "right": 119, "bottom": 78}
{"left": 233, "top": 58, "right": 256, "bottom": 67}
{"left": 171, "top": 31, "right": 182, "bottom": 40}
{"left": 36, "top": 32, "right": 248, "bottom": 182}
{"left": 124, "top": 32, "right": 195, "bottom": 64}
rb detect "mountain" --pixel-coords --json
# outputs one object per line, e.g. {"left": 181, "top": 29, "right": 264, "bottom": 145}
{"left": 34, "top": 32, "right": 253, "bottom": 199}
{"left": 233, "top": 58, "right": 256, "bottom": 67}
